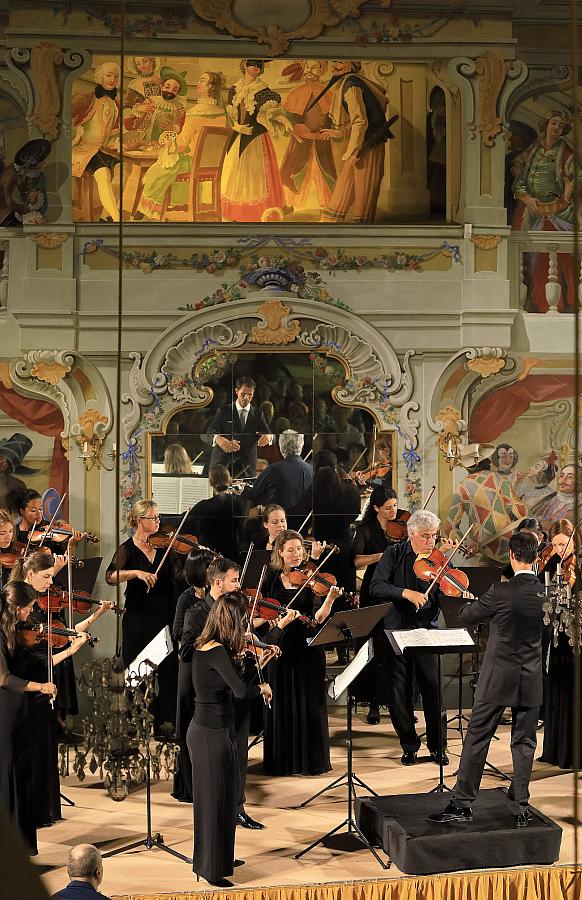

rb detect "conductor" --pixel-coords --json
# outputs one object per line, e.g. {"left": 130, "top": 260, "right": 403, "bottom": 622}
{"left": 428, "top": 531, "right": 544, "bottom": 828}
{"left": 206, "top": 376, "right": 272, "bottom": 477}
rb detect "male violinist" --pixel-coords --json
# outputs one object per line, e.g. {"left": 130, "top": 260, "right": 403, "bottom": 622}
{"left": 369, "top": 509, "right": 449, "bottom": 766}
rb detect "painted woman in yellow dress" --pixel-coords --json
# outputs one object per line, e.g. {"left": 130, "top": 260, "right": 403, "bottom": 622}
{"left": 137, "top": 72, "right": 226, "bottom": 221}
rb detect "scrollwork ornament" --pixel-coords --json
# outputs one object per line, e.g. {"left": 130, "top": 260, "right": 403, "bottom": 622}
{"left": 30, "top": 42, "right": 64, "bottom": 140}
{"left": 473, "top": 52, "right": 508, "bottom": 147}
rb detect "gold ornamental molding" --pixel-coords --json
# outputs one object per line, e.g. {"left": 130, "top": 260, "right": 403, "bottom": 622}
{"left": 435, "top": 404, "right": 465, "bottom": 454}
{"left": 31, "top": 232, "right": 68, "bottom": 249}
{"left": 30, "top": 357, "right": 72, "bottom": 385}
{"left": 249, "top": 299, "right": 301, "bottom": 345}
{"left": 30, "top": 42, "right": 65, "bottom": 141}
{"left": 470, "top": 234, "right": 502, "bottom": 250}
{"left": 466, "top": 355, "right": 505, "bottom": 378}
{"left": 190, "top": 0, "right": 372, "bottom": 55}
{"left": 473, "top": 51, "right": 508, "bottom": 148}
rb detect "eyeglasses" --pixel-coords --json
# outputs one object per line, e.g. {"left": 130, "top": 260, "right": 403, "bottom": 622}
{"left": 140, "top": 515, "right": 160, "bottom": 520}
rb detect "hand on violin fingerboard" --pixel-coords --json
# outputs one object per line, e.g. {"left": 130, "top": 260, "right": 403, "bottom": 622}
{"left": 309, "top": 541, "right": 326, "bottom": 560}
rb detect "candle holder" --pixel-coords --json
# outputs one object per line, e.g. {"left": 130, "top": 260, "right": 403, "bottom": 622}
{"left": 542, "top": 567, "right": 581, "bottom": 651}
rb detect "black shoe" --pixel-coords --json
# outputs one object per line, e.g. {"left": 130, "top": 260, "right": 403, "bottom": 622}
{"left": 367, "top": 705, "right": 380, "bottom": 725}
{"left": 514, "top": 809, "right": 533, "bottom": 828}
{"left": 207, "top": 878, "right": 234, "bottom": 887}
{"left": 430, "top": 751, "right": 450, "bottom": 766}
{"left": 233, "top": 859, "right": 245, "bottom": 867}
{"left": 427, "top": 801, "right": 473, "bottom": 824}
{"left": 237, "top": 811, "right": 265, "bottom": 829}
{"left": 401, "top": 751, "right": 418, "bottom": 766}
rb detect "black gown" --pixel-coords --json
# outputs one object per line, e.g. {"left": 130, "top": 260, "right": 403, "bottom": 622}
{"left": 0, "top": 630, "right": 37, "bottom": 853}
{"left": 540, "top": 630, "right": 582, "bottom": 768}
{"left": 107, "top": 539, "right": 181, "bottom": 733}
{"left": 171, "top": 587, "right": 205, "bottom": 802}
{"left": 262, "top": 568, "right": 331, "bottom": 776}
{"left": 187, "top": 645, "right": 260, "bottom": 883}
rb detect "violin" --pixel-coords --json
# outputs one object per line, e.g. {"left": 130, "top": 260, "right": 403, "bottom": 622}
{"left": 413, "top": 548, "right": 474, "bottom": 598}
{"left": 150, "top": 525, "right": 199, "bottom": 555}
{"left": 241, "top": 634, "right": 282, "bottom": 664}
{"left": 287, "top": 563, "right": 360, "bottom": 608}
{"left": 346, "top": 461, "right": 392, "bottom": 486}
{"left": 17, "top": 622, "right": 98, "bottom": 649}
{"left": 0, "top": 542, "right": 84, "bottom": 570}
{"left": 536, "top": 544, "right": 577, "bottom": 587}
{"left": 383, "top": 510, "right": 411, "bottom": 543}
{"left": 243, "top": 589, "right": 316, "bottom": 627}
{"left": 35, "top": 586, "right": 104, "bottom": 615}
{"left": 28, "top": 522, "right": 99, "bottom": 544}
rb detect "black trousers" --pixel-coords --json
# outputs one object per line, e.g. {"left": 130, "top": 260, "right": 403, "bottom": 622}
{"left": 234, "top": 697, "right": 251, "bottom": 813}
{"left": 454, "top": 702, "right": 538, "bottom": 813}
{"left": 385, "top": 643, "right": 446, "bottom": 754}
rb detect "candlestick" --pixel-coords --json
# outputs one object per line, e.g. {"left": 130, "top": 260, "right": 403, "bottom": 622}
{"left": 545, "top": 570, "right": 551, "bottom": 587}
{"left": 83, "top": 441, "right": 88, "bottom": 455}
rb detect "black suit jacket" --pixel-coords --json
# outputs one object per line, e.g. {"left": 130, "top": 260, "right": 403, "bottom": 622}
{"left": 207, "top": 404, "right": 270, "bottom": 476}
{"left": 246, "top": 455, "right": 313, "bottom": 512}
{"left": 459, "top": 572, "right": 544, "bottom": 708}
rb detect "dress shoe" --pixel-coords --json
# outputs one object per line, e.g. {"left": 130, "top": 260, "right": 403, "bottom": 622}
{"left": 514, "top": 809, "right": 533, "bottom": 828}
{"left": 237, "top": 811, "right": 265, "bottom": 829}
{"left": 207, "top": 878, "right": 234, "bottom": 887}
{"left": 401, "top": 751, "right": 417, "bottom": 766}
{"left": 233, "top": 859, "right": 245, "bottom": 867}
{"left": 430, "top": 750, "right": 450, "bottom": 766}
{"left": 427, "top": 801, "right": 473, "bottom": 824}
{"left": 367, "top": 704, "right": 380, "bottom": 725}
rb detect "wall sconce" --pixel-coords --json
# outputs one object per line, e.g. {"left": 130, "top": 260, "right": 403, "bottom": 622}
{"left": 436, "top": 405, "right": 467, "bottom": 470}
{"left": 77, "top": 436, "right": 117, "bottom": 472}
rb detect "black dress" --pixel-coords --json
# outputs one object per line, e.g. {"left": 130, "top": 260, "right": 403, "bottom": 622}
{"left": 540, "top": 630, "right": 582, "bottom": 768}
{"left": 107, "top": 539, "right": 181, "bottom": 733}
{"left": 262, "top": 568, "right": 331, "bottom": 776}
{"left": 187, "top": 645, "right": 260, "bottom": 883}
{"left": 185, "top": 493, "right": 244, "bottom": 559}
{"left": 0, "top": 630, "right": 37, "bottom": 852}
{"left": 312, "top": 479, "right": 361, "bottom": 593}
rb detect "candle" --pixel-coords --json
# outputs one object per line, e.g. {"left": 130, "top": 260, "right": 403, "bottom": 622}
{"left": 545, "top": 570, "right": 551, "bottom": 587}
{"left": 83, "top": 441, "right": 88, "bottom": 454}
{"left": 112, "top": 442, "right": 117, "bottom": 453}
{"left": 447, "top": 439, "right": 453, "bottom": 455}
{"left": 556, "top": 561, "right": 562, "bottom": 577}
{"left": 566, "top": 584, "right": 572, "bottom": 602}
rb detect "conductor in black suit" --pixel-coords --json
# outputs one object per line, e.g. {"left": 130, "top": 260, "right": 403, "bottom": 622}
{"left": 206, "top": 376, "right": 272, "bottom": 477}
{"left": 429, "top": 531, "right": 544, "bottom": 828}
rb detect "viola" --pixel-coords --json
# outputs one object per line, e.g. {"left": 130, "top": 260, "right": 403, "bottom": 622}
{"left": 17, "top": 622, "right": 98, "bottom": 649}
{"left": 413, "top": 548, "right": 474, "bottom": 598}
{"left": 288, "top": 563, "right": 359, "bottom": 608}
{"left": 29, "top": 522, "right": 99, "bottom": 544}
{"left": 243, "top": 589, "right": 316, "bottom": 627}
{"left": 383, "top": 510, "right": 411, "bottom": 543}
{"left": 36, "top": 586, "right": 103, "bottom": 615}
{"left": 150, "top": 525, "right": 199, "bottom": 555}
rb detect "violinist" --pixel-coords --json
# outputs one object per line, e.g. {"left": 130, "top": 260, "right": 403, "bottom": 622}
{"left": 7, "top": 488, "right": 83, "bottom": 558}
{"left": 539, "top": 518, "right": 581, "bottom": 769}
{"left": 262, "top": 530, "right": 342, "bottom": 776}
{"left": 0, "top": 581, "right": 57, "bottom": 855}
{"left": 240, "top": 503, "right": 287, "bottom": 556}
{"left": 369, "top": 510, "right": 449, "bottom": 767}
{"left": 500, "top": 518, "right": 546, "bottom": 580}
{"left": 351, "top": 487, "right": 404, "bottom": 724}
{"left": 8, "top": 552, "right": 90, "bottom": 829}
{"left": 188, "top": 592, "right": 272, "bottom": 887}
{"left": 106, "top": 500, "right": 182, "bottom": 735}
{"left": 184, "top": 464, "right": 244, "bottom": 559}
{"left": 172, "top": 546, "right": 216, "bottom": 803}
{"left": 0, "top": 508, "right": 22, "bottom": 587}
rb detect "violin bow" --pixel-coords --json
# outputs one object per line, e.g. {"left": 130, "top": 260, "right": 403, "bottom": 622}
{"left": 149, "top": 507, "right": 192, "bottom": 588}
{"left": 67, "top": 549, "right": 74, "bottom": 631}
{"left": 302, "top": 434, "right": 317, "bottom": 462}
{"left": 422, "top": 485, "right": 436, "bottom": 510}
{"left": 296, "top": 511, "right": 313, "bottom": 535}
{"left": 248, "top": 564, "right": 267, "bottom": 624}
{"left": 38, "top": 492, "right": 67, "bottom": 549}
{"left": 239, "top": 542, "right": 254, "bottom": 588}
{"left": 346, "top": 444, "right": 368, "bottom": 476}
{"left": 421, "top": 524, "right": 474, "bottom": 600}
{"left": 245, "top": 565, "right": 270, "bottom": 707}
{"left": 287, "top": 545, "right": 337, "bottom": 609}
{"left": 46, "top": 598, "right": 55, "bottom": 709}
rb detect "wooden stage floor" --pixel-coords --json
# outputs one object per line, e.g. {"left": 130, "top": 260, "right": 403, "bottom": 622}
{"left": 37, "top": 709, "right": 579, "bottom": 897}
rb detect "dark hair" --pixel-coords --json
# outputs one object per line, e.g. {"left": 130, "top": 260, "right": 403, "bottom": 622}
{"left": 549, "top": 518, "right": 574, "bottom": 540}
{"left": 183, "top": 547, "right": 217, "bottom": 589}
{"left": 240, "top": 59, "right": 265, "bottom": 73}
{"left": 362, "top": 486, "right": 398, "bottom": 523}
{"left": 492, "top": 443, "right": 519, "bottom": 470}
{"left": 0, "top": 580, "right": 37, "bottom": 654}
{"left": 517, "top": 517, "right": 546, "bottom": 542}
{"left": 261, "top": 503, "right": 286, "bottom": 524}
{"left": 195, "top": 591, "right": 247, "bottom": 655}
{"left": 207, "top": 556, "right": 239, "bottom": 585}
{"left": 9, "top": 550, "right": 55, "bottom": 584}
{"left": 5, "top": 488, "right": 41, "bottom": 516}
{"left": 235, "top": 375, "right": 256, "bottom": 390}
{"left": 508, "top": 531, "right": 537, "bottom": 564}
{"left": 209, "top": 464, "right": 232, "bottom": 492}
{"left": 313, "top": 449, "right": 338, "bottom": 472}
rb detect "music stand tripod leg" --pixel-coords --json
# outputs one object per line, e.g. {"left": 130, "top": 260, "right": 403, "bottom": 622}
{"left": 429, "top": 653, "right": 452, "bottom": 794}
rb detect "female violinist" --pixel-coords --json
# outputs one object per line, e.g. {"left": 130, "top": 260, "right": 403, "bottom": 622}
{"left": 8, "top": 551, "right": 90, "bottom": 828}
{"left": 539, "top": 518, "right": 580, "bottom": 769}
{"left": 0, "top": 581, "right": 57, "bottom": 854}
{"left": 240, "top": 503, "right": 287, "bottom": 557}
{"left": 351, "top": 486, "right": 405, "bottom": 723}
{"left": 106, "top": 499, "right": 182, "bottom": 734}
{"left": 262, "top": 530, "right": 341, "bottom": 776}
{"left": 0, "top": 508, "right": 22, "bottom": 587}
{"left": 6, "top": 488, "right": 83, "bottom": 559}
{"left": 172, "top": 546, "right": 217, "bottom": 803}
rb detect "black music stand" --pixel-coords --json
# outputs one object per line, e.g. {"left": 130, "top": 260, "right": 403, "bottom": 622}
{"left": 386, "top": 627, "right": 475, "bottom": 793}
{"left": 295, "top": 603, "right": 391, "bottom": 869}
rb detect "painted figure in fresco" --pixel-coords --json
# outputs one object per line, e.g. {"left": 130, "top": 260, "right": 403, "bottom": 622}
{"left": 514, "top": 451, "right": 558, "bottom": 512}
{"left": 491, "top": 442, "right": 520, "bottom": 488}
{"left": 533, "top": 463, "right": 578, "bottom": 533}
{"left": 72, "top": 61, "right": 121, "bottom": 221}
{"left": 444, "top": 458, "right": 528, "bottom": 565}
{"left": 512, "top": 109, "right": 578, "bottom": 312}
{"left": 320, "top": 60, "right": 389, "bottom": 224}
{"left": 137, "top": 72, "right": 226, "bottom": 221}
{"left": 221, "top": 59, "right": 289, "bottom": 222}
{"left": 123, "top": 66, "right": 187, "bottom": 144}
{"left": 279, "top": 60, "right": 337, "bottom": 214}
{"left": 0, "top": 433, "right": 40, "bottom": 508}
{"left": 0, "top": 139, "right": 50, "bottom": 225}
{"left": 124, "top": 56, "right": 162, "bottom": 106}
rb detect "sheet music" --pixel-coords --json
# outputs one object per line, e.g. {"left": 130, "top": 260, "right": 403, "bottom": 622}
{"left": 152, "top": 475, "right": 210, "bottom": 513}
{"left": 388, "top": 628, "right": 474, "bottom": 653}
{"left": 179, "top": 476, "right": 210, "bottom": 507}
{"left": 328, "top": 639, "right": 373, "bottom": 701}
{"left": 125, "top": 626, "right": 173, "bottom": 680}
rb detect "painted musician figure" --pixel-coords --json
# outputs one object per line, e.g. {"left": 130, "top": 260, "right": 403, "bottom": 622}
{"left": 369, "top": 509, "right": 449, "bottom": 766}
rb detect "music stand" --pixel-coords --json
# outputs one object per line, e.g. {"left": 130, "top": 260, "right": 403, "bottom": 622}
{"left": 386, "top": 627, "right": 475, "bottom": 793}
{"left": 295, "top": 603, "right": 391, "bottom": 869}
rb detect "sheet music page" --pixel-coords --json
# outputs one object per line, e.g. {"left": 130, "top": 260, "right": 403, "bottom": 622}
{"left": 388, "top": 628, "right": 474, "bottom": 651}
{"left": 440, "top": 628, "right": 475, "bottom": 647}
{"left": 151, "top": 476, "right": 180, "bottom": 513}
{"left": 125, "top": 626, "right": 173, "bottom": 680}
{"left": 180, "top": 476, "right": 211, "bottom": 507}
{"left": 328, "top": 639, "right": 373, "bottom": 700}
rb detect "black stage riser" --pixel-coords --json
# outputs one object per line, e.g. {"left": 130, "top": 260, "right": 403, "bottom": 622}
{"left": 355, "top": 788, "right": 562, "bottom": 875}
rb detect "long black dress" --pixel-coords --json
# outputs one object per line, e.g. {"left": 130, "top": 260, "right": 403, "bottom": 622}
{"left": 262, "top": 568, "right": 331, "bottom": 776}
{"left": 540, "top": 630, "right": 582, "bottom": 768}
{"left": 187, "top": 645, "right": 260, "bottom": 883}
{"left": 312, "top": 479, "right": 361, "bottom": 593}
{"left": 0, "top": 630, "right": 37, "bottom": 853}
{"left": 107, "top": 539, "right": 181, "bottom": 733}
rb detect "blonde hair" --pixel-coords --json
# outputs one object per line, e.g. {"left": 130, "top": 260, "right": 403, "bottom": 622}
{"left": 270, "top": 529, "right": 306, "bottom": 571}
{"left": 126, "top": 499, "right": 157, "bottom": 529}
{"left": 9, "top": 550, "right": 55, "bottom": 583}
{"left": 163, "top": 443, "right": 192, "bottom": 475}
{"left": 0, "top": 507, "right": 13, "bottom": 527}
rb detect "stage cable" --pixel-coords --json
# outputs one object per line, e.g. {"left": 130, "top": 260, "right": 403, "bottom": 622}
{"left": 570, "top": 0, "right": 581, "bottom": 876}
{"left": 113, "top": 0, "right": 126, "bottom": 657}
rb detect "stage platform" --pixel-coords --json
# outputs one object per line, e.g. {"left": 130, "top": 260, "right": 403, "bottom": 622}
{"left": 35, "top": 709, "right": 578, "bottom": 898}
{"left": 356, "top": 788, "right": 562, "bottom": 874}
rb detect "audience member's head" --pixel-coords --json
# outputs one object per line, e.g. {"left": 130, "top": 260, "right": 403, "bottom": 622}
{"left": 66, "top": 844, "right": 105, "bottom": 891}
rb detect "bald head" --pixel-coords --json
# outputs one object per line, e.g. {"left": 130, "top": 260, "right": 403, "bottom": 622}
{"left": 67, "top": 844, "right": 103, "bottom": 885}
